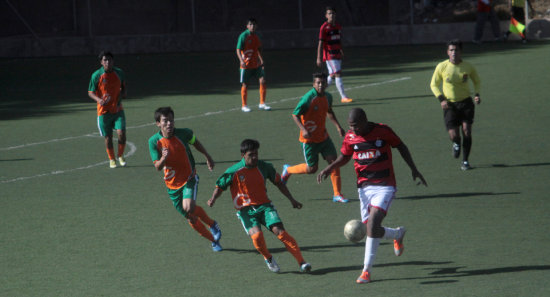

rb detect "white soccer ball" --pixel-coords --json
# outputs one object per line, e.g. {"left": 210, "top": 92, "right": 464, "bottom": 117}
{"left": 344, "top": 219, "right": 366, "bottom": 243}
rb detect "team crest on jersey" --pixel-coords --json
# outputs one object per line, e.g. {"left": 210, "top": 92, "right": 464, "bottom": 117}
{"left": 353, "top": 144, "right": 359, "bottom": 150}
{"left": 239, "top": 175, "right": 245, "bottom": 181}
{"left": 375, "top": 140, "right": 384, "bottom": 147}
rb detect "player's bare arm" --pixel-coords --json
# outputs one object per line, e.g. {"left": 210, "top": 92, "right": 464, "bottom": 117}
{"left": 193, "top": 139, "right": 215, "bottom": 171}
{"left": 153, "top": 147, "right": 169, "bottom": 171}
{"left": 120, "top": 82, "right": 127, "bottom": 99}
{"left": 327, "top": 108, "right": 346, "bottom": 137}
{"left": 316, "top": 40, "right": 323, "bottom": 67}
{"left": 88, "top": 91, "right": 105, "bottom": 105}
{"left": 236, "top": 49, "right": 246, "bottom": 68}
{"left": 258, "top": 48, "right": 265, "bottom": 67}
{"left": 474, "top": 94, "right": 481, "bottom": 104}
{"left": 317, "top": 154, "right": 352, "bottom": 183}
{"left": 292, "top": 114, "right": 310, "bottom": 139}
{"left": 395, "top": 143, "right": 427, "bottom": 186}
{"left": 274, "top": 179, "right": 302, "bottom": 209}
{"left": 207, "top": 187, "right": 223, "bottom": 207}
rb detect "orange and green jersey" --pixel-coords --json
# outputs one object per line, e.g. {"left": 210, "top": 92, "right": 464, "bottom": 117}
{"left": 236, "top": 29, "right": 262, "bottom": 69}
{"left": 293, "top": 88, "right": 333, "bottom": 143}
{"left": 148, "top": 128, "right": 196, "bottom": 190}
{"left": 215, "top": 159, "right": 281, "bottom": 210}
{"left": 430, "top": 60, "right": 480, "bottom": 103}
{"left": 88, "top": 67, "right": 125, "bottom": 116}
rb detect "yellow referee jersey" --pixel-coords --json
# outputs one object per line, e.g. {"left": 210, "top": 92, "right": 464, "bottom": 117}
{"left": 430, "top": 60, "right": 480, "bottom": 103}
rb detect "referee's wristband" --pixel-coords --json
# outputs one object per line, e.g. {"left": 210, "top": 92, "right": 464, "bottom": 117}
{"left": 437, "top": 95, "right": 446, "bottom": 102}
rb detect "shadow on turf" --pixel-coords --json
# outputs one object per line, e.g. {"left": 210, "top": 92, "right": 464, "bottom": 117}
{"left": 481, "top": 162, "right": 550, "bottom": 168}
{"left": 398, "top": 191, "right": 520, "bottom": 200}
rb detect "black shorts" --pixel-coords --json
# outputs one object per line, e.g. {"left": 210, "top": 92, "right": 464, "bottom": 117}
{"left": 443, "top": 97, "right": 475, "bottom": 130}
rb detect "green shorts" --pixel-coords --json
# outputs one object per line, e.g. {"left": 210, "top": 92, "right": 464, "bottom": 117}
{"left": 97, "top": 110, "right": 126, "bottom": 137}
{"left": 240, "top": 67, "right": 265, "bottom": 84}
{"left": 167, "top": 175, "right": 199, "bottom": 217}
{"left": 237, "top": 203, "right": 282, "bottom": 233}
{"left": 302, "top": 138, "right": 337, "bottom": 167}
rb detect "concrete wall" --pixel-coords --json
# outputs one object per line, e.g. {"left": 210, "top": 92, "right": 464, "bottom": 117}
{"left": 1, "top": 20, "right": 547, "bottom": 58}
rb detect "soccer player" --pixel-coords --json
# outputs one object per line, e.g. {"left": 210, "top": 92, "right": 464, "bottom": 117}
{"left": 282, "top": 72, "right": 348, "bottom": 203}
{"left": 148, "top": 107, "right": 222, "bottom": 252}
{"left": 317, "top": 108, "right": 427, "bottom": 284}
{"left": 317, "top": 6, "right": 353, "bottom": 103}
{"left": 236, "top": 18, "right": 270, "bottom": 112}
{"left": 430, "top": 39, "right": 481, "bottom": 170}
{"left": 207, "top": 139, "right": 311, "bottom": 273}
{"left": 88, "top": 51, "right": 128, "bottom": 168}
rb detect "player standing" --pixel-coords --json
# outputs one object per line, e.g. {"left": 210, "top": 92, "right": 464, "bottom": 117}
{"left": 88, "top": 51, "right": 128, "bottom": 168}
{"left": 430, "top": 39, "right": 481, "bottom": 170}
{"left": 282, "top": 73, "right": 348, "bottom": 203}
{"left": 148, "top": 107, "right": 222, "bottom": 252}
{"left": 208, "top": 139, "right": 311, "bottom": 273}
{"left": 236, "top": 18, "right": 270, "bottom": 112}
{"left": 317, "top": 6, "right": 353, "bottom": 103}
{"left": 317, "top": 108, "right": 427, "bottom": 284}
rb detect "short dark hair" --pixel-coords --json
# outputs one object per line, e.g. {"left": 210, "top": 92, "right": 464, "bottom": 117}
{"left": 154, "top": 107, "right": 174, "bottom": 122}
{"left": 98, "top": 51, "right": 114, "bottom": 61}
{"left": 313, "top": 72, "right": 328, "bottom": 81}
{"left": 326, "top": 6, "right": 336, "bottom": 13}
{"left": 247, "top": 18, "right": 257, "bottom": 25}
{"left": 240, "top": 139, "right": 260, "bottom": 154}
{"left": 447, "top": 39, "right": 463, "bottom": 50}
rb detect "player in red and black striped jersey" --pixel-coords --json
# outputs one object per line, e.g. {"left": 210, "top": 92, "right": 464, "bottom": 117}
{"left": 317, "top": 108, "right": 427, "bottom": 284}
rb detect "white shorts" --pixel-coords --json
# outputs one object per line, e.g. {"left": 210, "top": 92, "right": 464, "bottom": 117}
{"left": 358, "top": 185, "right": 396, "bottom": 223}
{"left": 325, "top": 59, "right": 342, "bottom": 75}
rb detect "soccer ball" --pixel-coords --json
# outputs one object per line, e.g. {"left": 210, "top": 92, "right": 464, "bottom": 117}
{"left": 344, "top": 219, "right": 366, "bottom": 243}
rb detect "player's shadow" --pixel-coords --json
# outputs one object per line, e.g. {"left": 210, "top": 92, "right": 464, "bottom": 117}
{"left": 0, "top": 158, "right": 34, "bottom": 162}
{"left": 480, "top": 162, "right": 550, "bottom": 169}
{"left": 306, "top": 260, "right": 453, "bottom": 276}
{"left": 398, "top": 191, "right": 520, "bottom": 200}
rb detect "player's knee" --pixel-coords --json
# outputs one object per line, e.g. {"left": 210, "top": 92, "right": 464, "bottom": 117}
{"left": 306, "top": 165, "right": 318, "bottom": 174}
{"left": 270, "top": 223, "right": 285, "bottom": 235}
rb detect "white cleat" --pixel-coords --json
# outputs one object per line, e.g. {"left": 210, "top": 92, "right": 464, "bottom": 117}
{"left": 265, "top": 257, "right": 280, "bottom": 273}
{"left": 241, "top": 106, "right": 251, "bottom": 112}
{"left": 258, "top": 104, "right": 271, "bottom": 111}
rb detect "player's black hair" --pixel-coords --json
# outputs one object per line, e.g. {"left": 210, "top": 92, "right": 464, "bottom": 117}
{"left": 349, "top": 108, "right": 367, "bottom": 122}
{"left": 247, "top": 18, "right": 257, "bottom": 25}
{"left": 313, "top": 72, "right": 328, "bottom": 81}
{"left": 154, "top": 107, "right": 174, "bottom": 122}
{"left": 447, "top": 39, "right": 463, "bottom": 50}
{"left": 98, "top": 51, "right": 114, "bottom": 61}
{"left": 240, "top": 139, "right": 260, "bottom": 154}
{"left": 326, "top": 6, "right": 336, "bottom": 13}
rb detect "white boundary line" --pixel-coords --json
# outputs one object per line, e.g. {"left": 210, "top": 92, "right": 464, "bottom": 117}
{"left": 0, "top": 77, "right": 410, "bottom": 183}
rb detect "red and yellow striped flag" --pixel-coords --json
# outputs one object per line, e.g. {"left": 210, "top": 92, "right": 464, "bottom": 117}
{"left": 509, "top": 17, "right": 526, "bottom": 38}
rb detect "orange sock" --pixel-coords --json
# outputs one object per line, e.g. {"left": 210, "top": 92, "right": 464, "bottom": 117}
{"left": 117, "top": 143, "right": 125, "bottom": 157}
{"left": 188, "top": 218, "right": 214, "bottom": 242}
{"left": 287, "top": 163, "right": 309, "bottom": 175}
{"left": 106, "top": 148, "right": 115, "bottom": 160}
{"left": 330, "top": 167, "right": 342, "bottom": 197}
{"left": 277, "top": 231, "right": 305, "bottom": 264}
{"left": 251, "top": 231, "right": 272, "bottom": 260}
{"left": 241, "top": 85, "right": 248, "bottom": 107}
{"left": 191, "top": 205, "right": 215, "bottom": 227}
{"left": 259, "top": 83, "right": 266, "bottom": 105}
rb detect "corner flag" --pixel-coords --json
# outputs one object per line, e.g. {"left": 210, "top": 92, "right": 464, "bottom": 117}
{"left": 509, "top": 17, "right": 526, "bottom": 38}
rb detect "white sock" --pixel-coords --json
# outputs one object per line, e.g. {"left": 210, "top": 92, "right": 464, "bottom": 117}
{"left": 363, "top": 236, "right": 380, "bottom": 272}
{"left": 383, "top": 227, "right": 399, "bottom": 240}
{"left": 327, "top": 75, "right": 333, "bottom": 85}
{"left": 335, "top": 77, "right": 347, "bottom": 98}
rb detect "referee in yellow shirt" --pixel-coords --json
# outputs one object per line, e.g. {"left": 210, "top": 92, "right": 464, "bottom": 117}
{"left": 430, "top": 39, "right": 481, "bottom": 171}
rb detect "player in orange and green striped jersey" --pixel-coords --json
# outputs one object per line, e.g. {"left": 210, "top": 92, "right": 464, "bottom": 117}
{"left": 148, "top": 107, "right": 222, "bottom": 252}
{"left": 88, "top": 51, "right": 127, "bottom": 168}
{"left": 208, "top": 139, "right": 311, "bottom": 273}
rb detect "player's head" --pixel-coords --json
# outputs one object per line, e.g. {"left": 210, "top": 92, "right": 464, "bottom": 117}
{"left": 325, "top": 6, "right": 336, "bottom": 22}
{"left": 312, "top": 72, "right": 328, "bottom": 94}
{"left": 446, "top": 39, "right": 462, "bottom": 64}
{"left": 348, "top": 108, "right": 369, "bottom": 136}
{"left": 98, "top": 51, "right": 114, "bottom": 71}
{"left": 154, "top": 107, "right": 175, "bottom": 137}
{"left": 247, "top": 18, "right": 258, "bottom": 32}
{"left": 240, "top": 139, "right": 260, "bottom": 167}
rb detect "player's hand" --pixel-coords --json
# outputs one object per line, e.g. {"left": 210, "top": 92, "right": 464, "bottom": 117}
{"left": 338, "top": 127, "right": 346, "bottom": 137}
{"left": 474, "top": 96, "right": 481, "bottom": 105}
{"left": 301, "top": 128, "right": 311, "bottom": 139}
{"left": 440, "top": 100, "right": 449, "bottom": 110}
{"left": 316, "top": 58, "right": 322, "bottom": 68}
{"left": 291, "top": 199, "right": 303, "bottom": 209}
{"left": 206, "top": 157, "right": 215, "bottom": 171}
{"left": 317, "top": 169, "right": 329, "bottom": 184}
{"left": 207, "top": 198, "right": 215, "bottom": 207}
{"left": 412, "top": 169, "right": 428, "bottom": 187}
{"left": 161, "top": 147, "right": 169, "bottom": 158}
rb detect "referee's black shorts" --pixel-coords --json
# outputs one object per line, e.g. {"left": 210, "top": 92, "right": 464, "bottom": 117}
{"left": 443, "top": 97, "right": 475, "bottom": 130}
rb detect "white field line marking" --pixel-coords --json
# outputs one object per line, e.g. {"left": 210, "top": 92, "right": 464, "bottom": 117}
{"left": 1, "top": 77, "right": 410, "bottom": 183}
{"left": 1, "top": 141, "right": 137, "bottom": 184}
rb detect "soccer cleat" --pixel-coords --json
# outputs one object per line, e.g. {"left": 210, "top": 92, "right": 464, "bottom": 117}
{"left": 241, "top": 106, "right": 251, "bottom": 112}
{"left": 209, "top": 221, "right": 222, "bottom": 242}
{"left": 109, "top": 159, "right": 117, "bottom": 169}
{"left": 258, "top": 103, "right": 271, "bottom": 111}
{"left": 265, "top": 257, "right": 280, "bottom": 273}
{"left": 118, "top": 156, "right": 126, "bottom": 167}
{"left": 299, "top": 262, "right": 312, "bottom": 273}
{"left": 211, "top": 240, "right": 223, "bottom": 252}
{"left": 356, "top": 270, "right": 371, "bottom": 284}
{"left": 393, "top": 226, "right": 406, "bottom": 256}
{"left": 332, "top": 195, "right": 349, "bottom": 203}
{"left": 281, "top": 164, "right": 291, "bottom": 184}
{"left": 452, "top": 142, "right": 461, "bottom": 158}
{"left": 461, "top": 161, "right": 472, "bottom": 171}
{"left": 341, "top": 97, "right": 353, "bottom": 103}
